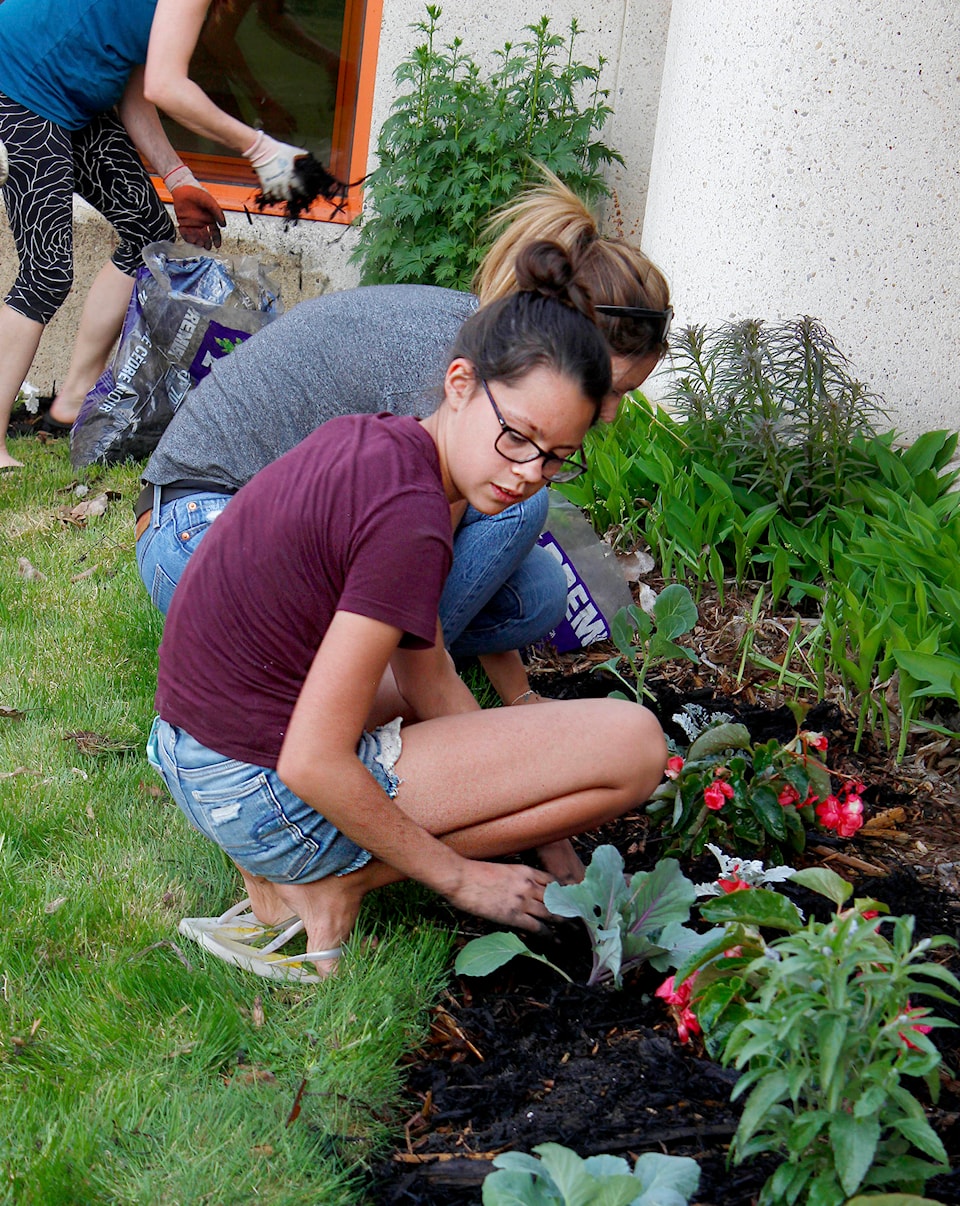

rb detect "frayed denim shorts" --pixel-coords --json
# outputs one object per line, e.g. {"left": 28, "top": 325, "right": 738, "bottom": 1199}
{"left": 147, "top": 715, "right": 402, "bottom": 884}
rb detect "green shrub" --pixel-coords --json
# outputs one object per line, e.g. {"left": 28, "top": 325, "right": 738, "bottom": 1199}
{"left": 351, "top": 5, "right": 622, "bottom": 288}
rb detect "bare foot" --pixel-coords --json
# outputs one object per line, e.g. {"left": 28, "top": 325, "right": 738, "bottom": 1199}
{"left": 536, "top": 838, "right": 585, "bottom": 885}
{"left": 0, "top": 449, "right": 23, "bottom": 469}
{"left": 238, "top": 869, "right": 299, "bottom": 927}
{"left": 47, "top": 399, "right": 82, "bottom": 426}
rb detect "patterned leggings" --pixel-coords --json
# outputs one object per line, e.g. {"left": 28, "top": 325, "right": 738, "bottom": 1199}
{"left": 0, "top": 92, "right": 174, "bottom": 324}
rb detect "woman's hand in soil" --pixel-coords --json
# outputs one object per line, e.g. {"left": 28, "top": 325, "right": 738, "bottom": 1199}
{"left": 447, "top": 862, "right": 555, "bottom": 933}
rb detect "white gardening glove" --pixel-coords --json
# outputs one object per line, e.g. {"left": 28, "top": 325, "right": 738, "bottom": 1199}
{"left": 244, "top": 130, "right": 308, "bottom": 202}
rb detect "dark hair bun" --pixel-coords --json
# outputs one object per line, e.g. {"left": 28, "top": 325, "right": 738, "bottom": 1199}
{"left": 513, "top": 241, "right": 594, "bottom": 319}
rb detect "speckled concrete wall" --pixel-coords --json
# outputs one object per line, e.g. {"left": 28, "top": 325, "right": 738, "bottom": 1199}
{"left": 642, "top": 0, "right": 960, "bottom": 440}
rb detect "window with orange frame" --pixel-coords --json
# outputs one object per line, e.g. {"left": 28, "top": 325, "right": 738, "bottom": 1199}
{"left": 153, "top": 0, "right": 381, "bottom": 223}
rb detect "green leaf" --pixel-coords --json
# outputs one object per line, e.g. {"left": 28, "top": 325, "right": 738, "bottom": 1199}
{"left": 830, "top": 1111, "right": 879, "bottom": 1196}
{"left": 736, "top": 1068, "right": 791, "bottom": 1144}
{"left": 631, "top": 1151, "right": 701, "bottom": 1202}
{"left": 845, "top": 1197, "right": 947, "bottom": 1205}
{"left": 891, "top": 1116, "right": 950, "bottom": 1165}
{"left": 789, "top": 867, "right": 853, "bottom": 907}
{"left": 454, "top": 931, "right": 534, "bottom": 977}
{"left": 700, "top": 887, "right": 804, "bottom": 932}
{"left": 686, "top": 723, "right": 752, "bottom": 761}
{"left": 651, "top": 584, "right": 699, "bottom": 641}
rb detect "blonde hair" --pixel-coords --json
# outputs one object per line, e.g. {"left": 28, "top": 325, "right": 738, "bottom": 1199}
{"left": 474, "top": 168, "right": 671, "bottom": 359}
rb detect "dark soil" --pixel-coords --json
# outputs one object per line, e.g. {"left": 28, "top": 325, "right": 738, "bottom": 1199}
{"left": 371, "top": 665, "right": 960, "bottom": 1205}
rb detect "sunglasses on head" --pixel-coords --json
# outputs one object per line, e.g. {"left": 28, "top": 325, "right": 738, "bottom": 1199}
{"left": 594, "top": 304, "right": 674, "bottom": 348}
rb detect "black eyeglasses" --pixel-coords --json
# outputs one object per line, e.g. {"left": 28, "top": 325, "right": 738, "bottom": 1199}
{"left": 480, "top": 380, "right": 588, "bottom": 483}
{"left": 595, "top": 304, "right": 674, "bottom": 348}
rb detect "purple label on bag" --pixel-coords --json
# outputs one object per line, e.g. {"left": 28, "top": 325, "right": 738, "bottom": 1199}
{"left": 537, "top": 530, "right": 611, "bottom": 652}
{"left": 188, "top": 320, "right": 253, "bottom": 382}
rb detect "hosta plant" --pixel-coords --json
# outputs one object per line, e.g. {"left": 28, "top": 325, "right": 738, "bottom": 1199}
{"left": 455, "top": 846, "right": 714, "bottom": 988}
{"left": 675, "top": 868, "right": 959, "bottom": 1205}
{"left": 482, "top": 1142, "right": 701, "bottom": 1206}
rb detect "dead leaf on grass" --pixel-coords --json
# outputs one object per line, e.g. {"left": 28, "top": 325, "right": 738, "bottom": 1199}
{"left": 44, "top": 896, "right": 67, "bottom": 914}
{"left": 57, "top": 492, "right": 110, "bottom": 525}
{"left": 17, "top": 557, "right": 45, "bottom": 580}
{"left": 70, "top": 565, "right": 99, "bottom": 582}
{"left": 63, "top": 731, "right": 138, "bottom": 756}
{"left": 0, "top": 706, "right": 25, "bottom": 722}
{"left": 0, "top": 766, "right": 39, "bottom": 781}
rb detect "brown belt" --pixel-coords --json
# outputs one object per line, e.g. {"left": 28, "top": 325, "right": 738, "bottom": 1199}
{"left": 134, "top": 510, "right": 151, "bottom": 541}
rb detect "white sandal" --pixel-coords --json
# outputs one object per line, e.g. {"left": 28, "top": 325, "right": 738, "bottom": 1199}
{"left": 178, "top": 898, "right": 340, "bottom": 984}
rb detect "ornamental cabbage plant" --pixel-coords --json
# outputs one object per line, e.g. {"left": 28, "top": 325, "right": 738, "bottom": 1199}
{"left": 482, "top": 1142, "right": 701, "bottom": 1206}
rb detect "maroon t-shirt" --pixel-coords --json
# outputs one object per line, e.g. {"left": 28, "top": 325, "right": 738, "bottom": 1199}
{"left": 156, "top": 414, "right": 452, "bottom": 767}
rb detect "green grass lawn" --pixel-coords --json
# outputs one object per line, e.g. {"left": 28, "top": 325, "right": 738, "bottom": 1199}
{"left": 0, "top": 437, "right": 452, "bottom": 1204}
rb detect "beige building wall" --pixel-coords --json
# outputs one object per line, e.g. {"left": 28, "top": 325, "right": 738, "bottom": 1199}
{"left": 642, "top": 0, "right": 960, "bottom": 441}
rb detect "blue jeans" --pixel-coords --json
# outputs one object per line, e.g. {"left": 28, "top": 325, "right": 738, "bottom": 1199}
{"left": 135, "top": 487, "right": 566, "bottom": 655}
{"left": 147, "top": 715, "right": 402, "bottom": 883}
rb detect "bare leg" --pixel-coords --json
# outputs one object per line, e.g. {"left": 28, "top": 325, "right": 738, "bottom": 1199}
{"left": 267, "top": 697, "right": 666, "bottom": 974}
{"left": 0, "top": 305, "right": 44, "bottom": 468}
{"left": 48, "top": 262, "right": 134, "bottom": 425}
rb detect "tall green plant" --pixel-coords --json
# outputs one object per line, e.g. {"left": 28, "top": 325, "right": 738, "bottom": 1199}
{"left": 664, "top": 317, "right": 888, "bottom": 523}
{"left": 352, "top": 6, "right": 622, "bottom": 288}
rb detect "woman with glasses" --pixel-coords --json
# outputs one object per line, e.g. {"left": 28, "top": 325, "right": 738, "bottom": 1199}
{"left": 135, "top": 170, "right": 672, "bottom": 710}
{"left": 148, "top": 241, "right": 668, "bottom": 982}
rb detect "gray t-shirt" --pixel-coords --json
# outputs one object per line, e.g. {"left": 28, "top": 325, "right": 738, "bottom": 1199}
{"left": 144, "top": 284, "right": 478, "bottom": 490}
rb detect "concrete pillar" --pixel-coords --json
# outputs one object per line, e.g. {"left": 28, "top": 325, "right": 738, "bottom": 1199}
{"left": 642, "top": 1, "right": 960, "bottom": 441}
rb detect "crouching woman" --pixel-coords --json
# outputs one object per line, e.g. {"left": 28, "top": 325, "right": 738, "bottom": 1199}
{"left": 148, "top": 242, "right": 668, "bottom": 980}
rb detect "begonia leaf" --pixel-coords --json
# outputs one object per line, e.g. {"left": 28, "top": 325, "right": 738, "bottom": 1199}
{"left": 700, "top": 887, "right": 803, "bottom": 931}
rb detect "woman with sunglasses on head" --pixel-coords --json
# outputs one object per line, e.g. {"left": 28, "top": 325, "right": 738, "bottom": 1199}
{"left": 0, "top": 0, "right": 316, "bottom": 468}
{"left": 136, "top": 169, "right": 672, "bottom": 709}
{"left": 148, "top": 240, "right": 668, "bottom": 981}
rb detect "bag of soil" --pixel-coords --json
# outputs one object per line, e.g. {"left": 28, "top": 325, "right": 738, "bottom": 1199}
{"left": 537, "top": 493, "right": 634, "bottom": 652}
{"left": 70, "top": 241, "right": 281, "bottom": 466}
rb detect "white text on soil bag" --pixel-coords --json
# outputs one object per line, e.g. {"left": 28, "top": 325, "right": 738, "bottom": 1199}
{"left": 537, "top": 531, "right": 610, "bottom": 652}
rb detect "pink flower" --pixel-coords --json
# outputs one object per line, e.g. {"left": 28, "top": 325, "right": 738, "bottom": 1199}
{"left": 655, "top": 974, "right": 701, "bottom": 1044}
{"left": 655, "top": 974, "right": 693, "bottom": 1008}
{"left": 704, "top": 776, "right": 735, "bottom": 811}
{"left": 718, "top": 875, "right": 751, "bottom": 894}
{"left": 778, "top": 784, "right": 801, "bottom": 808}
{"left": 816, "top": 793, "right": 864, "bottom": 838}
{"left": 665, "top": 756, "right": 685, "bottom": 780}
{"left": 802, "top": 731, "right": 829, "bottom": 752}
{"left": 898, "top": 1002, "right": 933, "bottom": 1050}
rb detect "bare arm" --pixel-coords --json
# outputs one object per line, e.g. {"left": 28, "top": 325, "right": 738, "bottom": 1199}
{"left": 117, "top": 67, "right": 185, "bottom": 176}
{"left": 143, "top": 0, "right": 257, "bottom": 152}
{"left": 277, "top": 611, "right": 472, "bottom": 898}
{"left": 276, "top": 611, "right": 553, "bottom": 930}
{"left": 390, "top": 620, "right": 481, "bottom": 722}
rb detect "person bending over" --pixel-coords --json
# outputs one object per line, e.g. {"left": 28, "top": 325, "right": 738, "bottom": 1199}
{"left": 148, "top": 241, "right": 669, "bottom": 981}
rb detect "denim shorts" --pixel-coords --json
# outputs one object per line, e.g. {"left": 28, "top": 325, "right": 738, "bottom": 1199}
{"left": 147, "top": 715, "right": 402, "bottom": 884}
